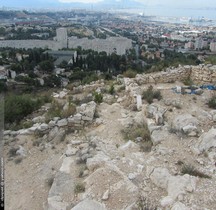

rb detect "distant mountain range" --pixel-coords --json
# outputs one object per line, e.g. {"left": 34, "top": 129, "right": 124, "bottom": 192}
{"left": 0, "top": 0, "right": 145, "bottom": 10}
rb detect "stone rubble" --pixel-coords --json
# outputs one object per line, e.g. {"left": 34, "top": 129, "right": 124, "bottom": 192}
{"left": 4, "top": 65, "right": 216, "bottom": 210}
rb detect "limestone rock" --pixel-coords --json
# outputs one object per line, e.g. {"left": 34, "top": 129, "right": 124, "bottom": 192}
{"left": 160, "top": 196, "right": 174, "bottom": 207}
{"left": 172, "top": 114, "right": 199, "bottom": 135}
{"left": 182, "top": 125, "right": 198, "bottom": 136}
{"left": 57, "top": 119, "right": 68, "bottom": 127}
{"left": 48, "top": 126, "right": 59, "bottom": 141}
{"left": 151, "top": 129, "right": 170, "bottom": 145}
{"left": 102, "top": 189, "right": 110, "bottom": 201}
{"left": 119, "top": 140, "right": 140, "bottom": 154}
{"left": 150, "top": 167, "right": 171, "bottom": 189}
{"left": 52, "top": 128, "right": 66, "bottom": 143}
{"left": 59, "top": 157, "right": 74, "bottom": 174}
{"left": 76, "top": 101, "right": 96, "bottom": 122}
{"left": 134, "top": 111, "right": 146, "bottom": 125}
{"left": 167, "top": 174, "right": 198, "bottom": 200}
{"left": 32, "top": 116, "right": 46, "bottom": 123}
{"left": 86, "top": 151, "right": 110, "bottom": 171}
{"left": 38, "top": 123, "right": 49, "bottom": 131}
{"left": 196, "top": 128, "right": 216, "bottom": 153}
{"left": 48, "top": 172, "right": 75, "bottom": 199}
{"left": 136, "top": 95, "right": 142, "bottom": 111}
{"left": 71, "top": 199, "right": 107, "bottom": 210}
{"left": 84, "top": 165, "right": 138, "bottom": 210}
{"left": 146, "top": 104, "right": 167, "bottom": 125}
{"left": 59, "top": 91, "right": 67, "bottom": 99}
{"left": 16, "top": 145, "right": 26, "bottom": 157}
{"left": 65, "top": 145, "right": 78, "bottom": 157}
{"left": 171, "top": 202, "right": 190, "bottom": 210}
{"left": 48, "top": 196, "right": 69, "bottom": 210}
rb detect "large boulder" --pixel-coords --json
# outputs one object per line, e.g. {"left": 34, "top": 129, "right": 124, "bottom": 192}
{"left": 196, "top": 128, "right": 216, "bottom": 154}
{"left": 48, "top": 196, "right": 69, "bottom": 210}
{"left": 84, "top": 165, "right": 138, "bottom": 210}
{"left": 145, "top": 104, "right": 167, "bottom": 125}
{"left": 48, "top": 126, "right": 59, "bottom": 141}
{"left": 167, "top": 174, "right": 198, "bottom": 200}
{"left": 151, "top": 129, "right": 170, "bottom": 145}
{"left": 71, "top": 199, "right": 107, "bottom": 210}
{"left": 119, "top": 140, "right": 140, "bottom": 154}
{"left": 150, "top": 168, "right": 198, "bottom": 201}
{"left": 38, "top": 123, "right": 49, "bottom": 132}
{"left": 57, "top": 119, "right": 68, "bottom": 127}
{"left": 48, "top": 172, "right": 75, "bottom": 198}
{"left": 150, "top": 167, "right": 171, "bottom": 189}
{"left": 86, "top": 151, "right": 111, "bottom": 171}
{"left": 52, "top": 128, "right": 66, "bottom": 143}
{"left": 171, "top": 202, "right": 190, "bottom": 210}
{"left": 77, "top": 101, "right": 96, "bottom": 122}
{"left": 32, "top": 116, "right": 46, "bottom": 123}
{"left": 172, "top": 114, "right": 199, "bottom": 136}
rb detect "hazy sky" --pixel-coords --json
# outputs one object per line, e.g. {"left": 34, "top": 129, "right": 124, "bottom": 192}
{"left": 1, "top": 0, "right": 216, "bottom": 19}
{"left": 0, "top": 0, "right": 215, "bottom": 8}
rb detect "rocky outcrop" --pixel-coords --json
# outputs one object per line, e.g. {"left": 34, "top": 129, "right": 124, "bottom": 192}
{"left": 172, "top": 114, "right": 199, "bottom": 136}
{"left": 150, "top": 167, "right": 198, "bottom": 202}
{"left": 196, "top": 128, "right": 216, "bottom": 154}
{"left": 76, "top": 101, "right": 97, "bottom": 122}
{"left": 145, "top": 104, "right": 167, "bottom": 125}
{"left": 4, "top": 101, "right": 97, "bottom": 138}
{"left": 150, "top": 167, "right": 171, "bottom": 189}
{"left": 84, "top": 164, "right": 139, "bottom": 210}
{"left": 71, "top": 199, "right": 107, "bottom": 210}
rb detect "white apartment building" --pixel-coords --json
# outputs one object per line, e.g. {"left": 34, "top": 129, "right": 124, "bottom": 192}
{"left": 0, "top": 28, "right": 132, "bottom": 55}
{"left": 210, "top": 42, "right": 216, "bottom": 52}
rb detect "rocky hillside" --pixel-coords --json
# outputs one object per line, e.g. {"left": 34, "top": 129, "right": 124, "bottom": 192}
{"left": 3, "top": 66, "right": 216, "bottom": 210}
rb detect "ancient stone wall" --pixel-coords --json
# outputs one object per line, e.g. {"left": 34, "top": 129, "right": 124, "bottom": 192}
{"left": 190, "top": 65, "right": 216, "bottom": 84}
{"left": 135, "top": 64, "right": 216, "bottom": 85}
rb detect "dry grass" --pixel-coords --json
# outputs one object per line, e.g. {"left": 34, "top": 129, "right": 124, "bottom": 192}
{"left": 136, "top": 196, "right": 157, "bottom": 210}
{"left": 181, "top": 164, "right": 211, "bottom": 179}
{"left": 121, "top": 123, "right": 153, "bottom": 152}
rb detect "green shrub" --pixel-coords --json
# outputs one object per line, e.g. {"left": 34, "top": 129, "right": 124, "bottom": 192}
{"left": 47, "top": 100, "right": 62, "bottom": 119}
{"left": 183, "top": 76, "right": 194, "bottom": 86}
{"left": 93, "top": 92, "right": 103, "bottom": 103}
{"left": 0, "top": 80, "right": 7, "bottom": 92}
{"left": 82, "top": 73, "right": 99, "bottom": 84}
{"left": 74, "top": 183, "right": 85, "bottom": 194}
{"left": 14, "top": 157, "right": 23, "bottom": 164}
{"left": 142, "top": 85, "right": 162, "bottom": 104}
{"left": 122, "top": 123, "right": 153, "bottom": 152}
{"left": 47, "top": 98, "right": 77, "bottom": 119}
{"left": 5, "top": 94, "right": 42, "bottom": 124}
{"left": 123, "top": 69, "right": 137, "bottom": 78}
{"left": 61, "top": 104, "right": 76, "bottom": 118}
{"left": 181, "top": 164, "right": 211, "bottom": 179}
{"left": 20, "top": 120, "right": 34, "bottom": 129}
{"left": 208, "top": 95, "right": 216, "bottom": 109}
{"left": 122, "top": 124, "right": 151, "bottom": 142}
{"left": 108, "top": 84, "right": 115, "bottom": 95}
{"left": 8, "top": 147, "right": 18, "bottom": 157}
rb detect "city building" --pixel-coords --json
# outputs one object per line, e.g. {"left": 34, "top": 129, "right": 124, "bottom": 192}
{"left": 210, "top": 42, "right": 216, "bottom": 52}
{"left": 0, "top": 28, "right": 132, "bottom": 55}
{"left": 56, "top": 28, "right": 68, "bottom": 49}
{"left": 194, "top": 38, "right": 208, "bottom": 50}
{"left": 185, "top": 41, "right": 194, "bottom": 49}
{"left": 45, "top": 50, "right": 77, "bottom": 66}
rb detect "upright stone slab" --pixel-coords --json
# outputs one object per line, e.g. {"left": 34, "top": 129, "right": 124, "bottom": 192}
{"left": 136, "top": 95, "right": 142, "bottom": 111}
